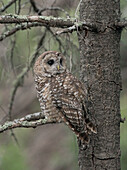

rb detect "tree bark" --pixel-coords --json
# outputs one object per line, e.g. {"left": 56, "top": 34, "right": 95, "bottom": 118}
{"left": 78, "top": 0, "right": 121, "bottom": 170}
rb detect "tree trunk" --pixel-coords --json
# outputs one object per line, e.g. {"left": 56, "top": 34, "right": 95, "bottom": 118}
{"left": 78, "top": 0, "right": 121, "bottom": 169}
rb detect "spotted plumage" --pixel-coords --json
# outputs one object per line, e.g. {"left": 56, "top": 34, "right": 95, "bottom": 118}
{"left": 34, "top": 51, "right": 96, "bottom": 143}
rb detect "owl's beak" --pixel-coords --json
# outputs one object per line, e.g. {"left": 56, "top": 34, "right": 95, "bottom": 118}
{"left": 57, "top": 65, "right": 60, "bottom": 70}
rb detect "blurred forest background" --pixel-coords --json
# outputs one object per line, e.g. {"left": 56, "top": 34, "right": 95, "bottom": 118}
{"left": 0, "top": 0, "right": 127, "bottom": 170}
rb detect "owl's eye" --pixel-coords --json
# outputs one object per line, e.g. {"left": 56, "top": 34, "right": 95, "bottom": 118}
{"left": 47, "top": 59, "right": 54, "bottom": 66}
{"left": 60, "top": 58, "right": 63, "bottom": 66}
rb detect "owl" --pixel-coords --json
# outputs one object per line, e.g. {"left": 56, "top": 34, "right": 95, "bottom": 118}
{"left": 34, "top": 51, "right": 96, "bottom": 144}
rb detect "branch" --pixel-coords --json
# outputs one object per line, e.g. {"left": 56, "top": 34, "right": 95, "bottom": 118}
{"left": 0, "top": 14, "right": 75, "bottom": 27}
{"left": 0, "top": 112, "right": 62, "bottom": 133}
{"left": 120, "top": 117, "right": 126, "bottom": 123}
{"left": 0, "top": 14, "right": 97, "bottom": 30}
{"left": 0, "top": 14, "right": 126, "bottom": 36}
{"left": 115, "top": 20, "right": 127, "bottom": 28}
{"left": 8, "top": 31, "right": 47, "bottom": 120}
{"left": 0, "top": 22, "right": 44, "bottom": 41}
{"left": 56, "top": 25, "right": 77, "bottom": 35}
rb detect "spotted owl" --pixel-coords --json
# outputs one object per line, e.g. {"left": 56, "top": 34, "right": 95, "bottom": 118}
{"left": 34, "top": 51, "right": 96, "bottom": 143}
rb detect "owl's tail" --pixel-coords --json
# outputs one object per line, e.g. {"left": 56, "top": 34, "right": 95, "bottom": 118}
{"left": 85, "top": 118, "right": 97, "bottom": 134}
{"left": 77, "top": 132, "right": 89, "bottom": 150}
{"left": 77, "top": 118, "right": 97, "bottom": 148}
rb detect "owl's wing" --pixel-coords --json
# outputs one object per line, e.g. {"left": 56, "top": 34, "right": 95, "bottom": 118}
{"left": 53, "top": 73, "right": 96, "bottom": 143}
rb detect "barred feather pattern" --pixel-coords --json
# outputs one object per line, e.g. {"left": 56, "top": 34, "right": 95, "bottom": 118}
{"left": 34, "top": 51, "right": 97, "bottom": 144}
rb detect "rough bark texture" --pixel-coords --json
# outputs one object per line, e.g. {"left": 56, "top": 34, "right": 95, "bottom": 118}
{"left": 78, "top": 0, "right": 121, "bottom": 170}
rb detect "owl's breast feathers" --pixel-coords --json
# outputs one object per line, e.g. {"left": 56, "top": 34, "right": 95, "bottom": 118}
{"left": 34, "top": 74, "right": 62, "bottom": 122}
{"left": 52, "top": 72, "right": 97, "bottom": 142}
{"left": 34, "top": 71, "right": 96, "bottom": 143}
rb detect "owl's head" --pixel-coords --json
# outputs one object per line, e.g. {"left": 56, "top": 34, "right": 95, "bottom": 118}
{"left": 34, "top": 51, "right": 67, "bottom": 76}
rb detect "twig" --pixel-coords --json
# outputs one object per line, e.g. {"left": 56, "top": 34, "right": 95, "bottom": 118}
{"left": 38, "top": 7, "right": 70, "bottom": 17}
{"left": 120, "top": 117, "right": 126, "bottom": 123}
{"left": 8, "top": 30, "right": 47, "bottom": 121}
{"left": 47, "top": 28, "right": 64, "bottom": 52}
{"left": 10, "top": 129, "right": 20, "bottom": 146}
{"left": 29, "top": 0, "right": 70, "bottom": 53}
{"left": 17, "top": 0, "right": 21, "bottom": 15}
{"left": 30, "top": 0, "right": 39, "bottom": 13}
{"left": 0, "top": 22, "right": 44, "bottom": 41}
{"left": 56, "top": 25, "right": 77, "bottom": 35}
{"left": 75, "top": 0, "right": 82, "bottom": 19}
{"left": 10, "top": 34, "right": 16, "bottom": 72}
{"left": 115, "top": 20, "right": 127, "bottom": 28}
{"left": 0, "top": 0, "right": 18, "bottom": 13}
{"left": 30, "top": 0, "right": 70, "bottom": 17}
{"left": 0, "top": 112, "right": 62, "bottom": 133}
